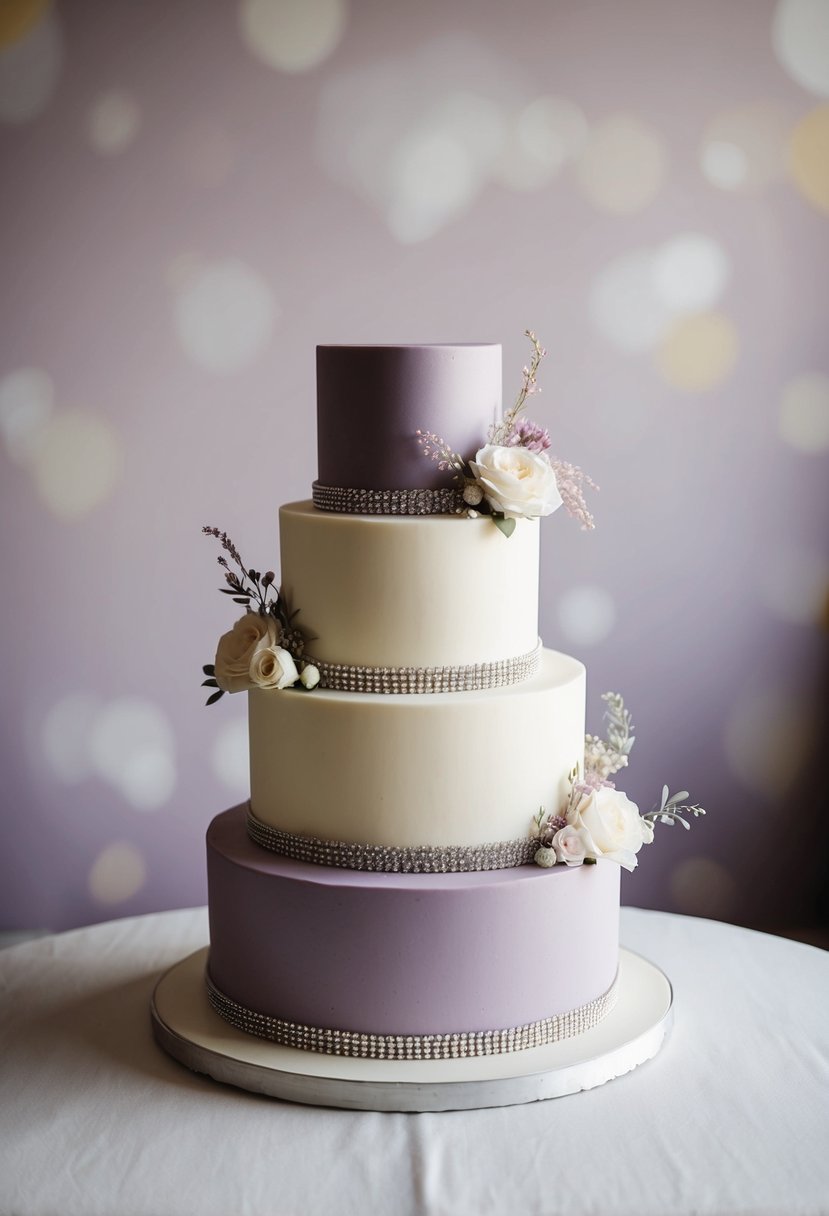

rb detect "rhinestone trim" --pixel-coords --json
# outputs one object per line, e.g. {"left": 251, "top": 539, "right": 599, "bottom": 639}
{"left": 312, "top": 481, "right": 466, "bottom": 516}
{"left": 246, "top": 806, "right": 539, "bottom": 873}
{"left": 307, "top": 640, "right": 542, "bottom": 695}
{"left": 205, "top": 969, "right": 619, "bottom": 1059}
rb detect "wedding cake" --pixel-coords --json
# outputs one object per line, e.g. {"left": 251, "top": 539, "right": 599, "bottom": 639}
{"left": 201, "top": 338, "right": 703, "bottom": 1061}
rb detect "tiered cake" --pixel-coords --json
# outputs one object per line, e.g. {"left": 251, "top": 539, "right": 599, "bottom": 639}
{"left": 204, "top": 343, "right": 622, "bottom": 1060}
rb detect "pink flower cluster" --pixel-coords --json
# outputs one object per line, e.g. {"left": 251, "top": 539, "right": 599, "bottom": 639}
{"left": 505, "top": 417, "right": 551, "bottom": 453}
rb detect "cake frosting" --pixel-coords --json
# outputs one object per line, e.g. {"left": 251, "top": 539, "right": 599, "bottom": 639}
{"left": 201, "top": 338, "right": 704, "bottom": 1062}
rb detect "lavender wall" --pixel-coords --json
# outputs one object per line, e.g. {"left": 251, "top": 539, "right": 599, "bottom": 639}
{"left": 1, "top": 0, "right": 827, "bottom": 933}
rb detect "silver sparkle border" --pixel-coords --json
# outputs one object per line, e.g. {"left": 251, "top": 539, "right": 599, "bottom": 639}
{"left": 307, "top": 640, "right": 542, "bottom": 694}
{"left": 246, "top": 806, "right": 539, "bottom": 873}
{"left": 312, "top": 481, "right": 466, "bottom": 516}
{"left": 205, "top": 969, "right": 619, "bottom": 1059}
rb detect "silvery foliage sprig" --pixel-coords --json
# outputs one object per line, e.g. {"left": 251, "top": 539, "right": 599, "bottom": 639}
{"left": 417, "top": 331, "right": 597, "bottom": 536}
{"left": 200, "top": 527, "right": 310, "bottom": 705}
{"left": 642, "top": 787, "right": 706, "bottom": 830}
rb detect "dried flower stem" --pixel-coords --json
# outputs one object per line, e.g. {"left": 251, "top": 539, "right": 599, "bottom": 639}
{"left": 490, "top": 330, "right": 546, "bottom": 446}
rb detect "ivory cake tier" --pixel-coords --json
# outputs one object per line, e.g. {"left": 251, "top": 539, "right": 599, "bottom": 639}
{"left": 206, "top": 805, "right": 620, "bottom": 1052}
{"left": 249, "top": 648, "right": 585, "bottom": 852}
{"left": 280, "top": 501, "right": 540, "bottom": 670}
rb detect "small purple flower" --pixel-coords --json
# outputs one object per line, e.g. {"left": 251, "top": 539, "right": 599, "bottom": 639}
{"left": 506, "top": 417, "right": 552, "bottom": 453}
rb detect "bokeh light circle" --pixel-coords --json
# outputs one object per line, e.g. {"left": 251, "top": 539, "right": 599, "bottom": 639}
{"left": 42, "top": 692, "right": 101, "bottom": 784}
{"left": 700, "top": 104, "right": 791, "bottom": 192}
{"left": 173, "top": 258, "right": 277, "bottom": 374}
{"left": 575, "top": 114, "right": 666, "bottom": 214}
{"left": 779, "top": 372, "right": 829, "bottom": 451}
{"left": 589, "top": 249, "right": 673, "bottom": 353}
{"left": 789, "top": 105, "right": 829, "bottom": 214}
{"left": 88, "top": 90, "right": 141, "bottom": 155}
{"left": 0, "top": 366, "right": 53, "bottom": 464}
{"left": 556, "top": 585, "right": 616, "bottom": 646}
{"left": 29, "top": 408, "right": 123, "bottom": 518}
{"left": 0, "top": 4, "right": 61, "bottom": 124}
{"left": 654, "top": 312, "right": 738, "bottom": 391}
{"left": 773, "top": 0, "right": 829, "bottom": 98}
{"left": 88, "top": 698, "right": 176, "bottom": 811}
{"left": 0, "top": 0, "right": 47, "bottom": 47}
{"left": 652, "top": 234, "right": 731, "bottom": 313}
{"left": 670, "top": 857, "right": 738, "bottom": 918}
{"left": 239, "top": 0, "right": 347, "bottom": 73}
{"left": 89, "top": 842, "right": 147, "bottom": 905}
{"left": 496, "top": 95, "right": 587, "bottom": 191}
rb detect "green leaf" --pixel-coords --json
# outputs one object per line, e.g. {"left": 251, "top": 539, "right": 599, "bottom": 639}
{"left": 201, "top": 678, "right": 219, "bottom": 688}
{"left": 660, "top": 784, "right": 669, "bottom": 810}
{"left": 666, "top": 790, "right": 689, "bottom": 807}
{"left": 202, "top": 664, "right": 215, "bottom": 675}
{"left": 205, "top": 689, "right": 224, "bottom": 706}
{"left": 492, "top": 515, "right": 516, "bottom": 539}
{"left": 232, "top": 596, "right": 250, "bottom": 604}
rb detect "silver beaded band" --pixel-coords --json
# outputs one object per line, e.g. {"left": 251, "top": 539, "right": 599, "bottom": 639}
{"left": 246, "top": 806, "right": 539, "bottom": 873}
{"left": 307, "top": 640, "right": 542, "bottom": 695}
{"left": 312, "top": 481, "right": 466, "bottom": 516}
{"left": 205, "top": 969, "right": 619, "bottom": 1059}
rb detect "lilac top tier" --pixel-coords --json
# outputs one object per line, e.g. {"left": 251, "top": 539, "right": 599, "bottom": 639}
{"left": 316, "top": 344, "right": 502, "bottom": 491}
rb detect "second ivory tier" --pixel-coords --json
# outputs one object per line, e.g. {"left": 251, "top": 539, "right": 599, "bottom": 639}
{"left": 279, "top": 501, "right": 540, "bottom": 671}
{"left": 249, "top": 648, "right": 585, "bottom": 853}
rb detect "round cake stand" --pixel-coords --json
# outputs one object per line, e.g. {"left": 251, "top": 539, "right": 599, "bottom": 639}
{"left": 151, "top": 947, "right": 671, "bottom": 1113}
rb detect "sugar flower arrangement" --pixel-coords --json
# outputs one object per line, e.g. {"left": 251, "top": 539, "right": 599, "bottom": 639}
{"left": 201, "top": 527, "right": 319, "bottom": 704}
{"left": 532, "top": 693, "right": 706, "bottom": 872}
{"left": 417, "top": 331, "right": 597, "bottom": 538}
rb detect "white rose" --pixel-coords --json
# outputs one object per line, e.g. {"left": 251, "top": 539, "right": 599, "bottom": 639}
{"left": 469, "top": 444, "right": 563, "bottom": 520}
{"left": 214, "top": 613, "right": 277, "bottom": 693}
{"left": 300, "top": 663, "right": 320, "bottom": 690}
{"left": 552, "top": 825, "right": 587, "bottom": 867}
{"left": 250, "top": 644, "right": 299, "bottom": 690}
{"left": 566, "top": 786, "right": 652, "bottom": 872}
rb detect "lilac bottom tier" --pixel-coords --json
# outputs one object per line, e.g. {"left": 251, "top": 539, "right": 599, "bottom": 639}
{"left": 206, "top": 806, "right": 621, "bottom": 1058}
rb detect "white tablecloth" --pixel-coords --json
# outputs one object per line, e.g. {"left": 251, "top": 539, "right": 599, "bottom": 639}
{"left": 1, "top": 907, "right": 827, "bottom": 1216}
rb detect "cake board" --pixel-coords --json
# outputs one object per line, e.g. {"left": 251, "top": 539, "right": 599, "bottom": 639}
{"left": 151, "top": 947, "right": 673, "bottom": 1113}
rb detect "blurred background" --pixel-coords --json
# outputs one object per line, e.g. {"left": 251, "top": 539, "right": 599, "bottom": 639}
{"left": 1, "top": 0, "right": 827, "bottom": 939}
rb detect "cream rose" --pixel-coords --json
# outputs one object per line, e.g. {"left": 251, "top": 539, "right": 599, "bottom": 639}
{"left": 566, "top": 786, "right": 653, "bottom": 872}
{"left": 469, "top": 444, "right": 562, "bottom": 520}
{"left": 214, "top": 613, "right": 276, "bottom": 693}
{"left": 552, "top": 824, "right": 587, "bottom": 867}
{"left": 249, "top": 643, "right": 299, "bottom": 690}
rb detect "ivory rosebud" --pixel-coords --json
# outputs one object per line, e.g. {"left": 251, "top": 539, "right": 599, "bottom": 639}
{"left": 300, "top": 663, "right": 321, "bottom": 690}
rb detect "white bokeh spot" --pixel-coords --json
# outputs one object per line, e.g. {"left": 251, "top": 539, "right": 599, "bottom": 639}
{"left": 0, "top": 4, "right": 61, "bottom": 124}
{"left": 173, "top": 258, "right": 277, "bottom": 374}
{"left": 88, "top": 90, "right": 141, "bottom": 155}
{"left": 773, "top": 0, "right": 829, "bottom": 98}
{"left": 88, "top": 698, "right": 176, "bottom": 811}
{"left": 700, "top": 104, "right": 792, "bottom": 193}
{"left": 239, "top": 0, "right": 347, "bottom": 73}
{"left": 779, "top": 373, "right": 829, "bottom": 452}
{"left": 0, "top": 366, "right": 54, "bottom": 464}
{"left": 89, "top": 842, "right": 147, "bottom": 905}
{"left": 723, "top": 687, "right": 814, "bottom": 798}
{"left": 556, "top": 585, "right": 616, "bottom": 647}
{"left": 495, "top": 95, "right": 587, "bottom": 192}
{"left": 29, "top": 408, "right": 123, "bottom": 519}
{"left": 41, "top": 692, "right": 101, "bottom": 785}
{"left": 652, "top": 233, "right": 731, "bottom": 314}
{"left": 212, "top": 717, "right": 250, "bottom": 797}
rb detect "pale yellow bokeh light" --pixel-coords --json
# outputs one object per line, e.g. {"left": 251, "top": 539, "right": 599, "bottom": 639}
{"left": 700, "top": 104, "right": 791, "bottom": 192}
{"left": 88, "top": 698, "right": 176, "bottom": 811}
{"left": 42, "top": 692, "right": 101, "bottom": 784}
{"left": 773, "top": 0, "right": 829, "bottom": 98}
{"left": 670, "top": 857, "right": 737, "bottom": 919}
{"left": 723, "top": 688, "right": 815, "bottom": 798}
{"left": 88, "top": 90, "right": 141, "bottom": 155}
{"left": 173, "top": 258, "right": 277, "bottom": 374}
{"left": 89, "top": 842, "right": 147, "bottom": 905}
{"left": 654, "top": 312, "right": 738, "bottom": 392}
{"left": 212, "top": 718, "right": 250, "bottom": 796}
{"left": 780, "top": 372, "right": 829, "bottom": 451}
{"left": 239, "top": 0, "right": 346, "bottom": 73}
{"left": 790, "top": 105, "right": 829, "bottom": 214}
{"left": 576, "top": 114, "right": 666, "bottom": 214}
{"left": 0, "top": 4, "right": 61, "bottom": 124}
{"left": 557, "top": 585, "right": 616, "bottom": 647}
{"left": 0, "top": 0, "right": 46, "bottom": 47}
{"left": 29, "top": 408, "right": 122, "bottom": 518}
{"left": 0, "top": 366, "right": 53, "bottom": 464}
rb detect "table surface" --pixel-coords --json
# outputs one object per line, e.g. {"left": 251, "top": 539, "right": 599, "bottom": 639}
{"left": 1, "top": 906, "right": 827, "bottom": 1216}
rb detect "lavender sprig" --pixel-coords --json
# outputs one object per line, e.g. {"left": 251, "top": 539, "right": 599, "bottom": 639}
{"left": 414, "top": 430, "right": 469, "bottom": 477}
{"left": 489, "top": 330, "right": 546, "bottom": 447}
